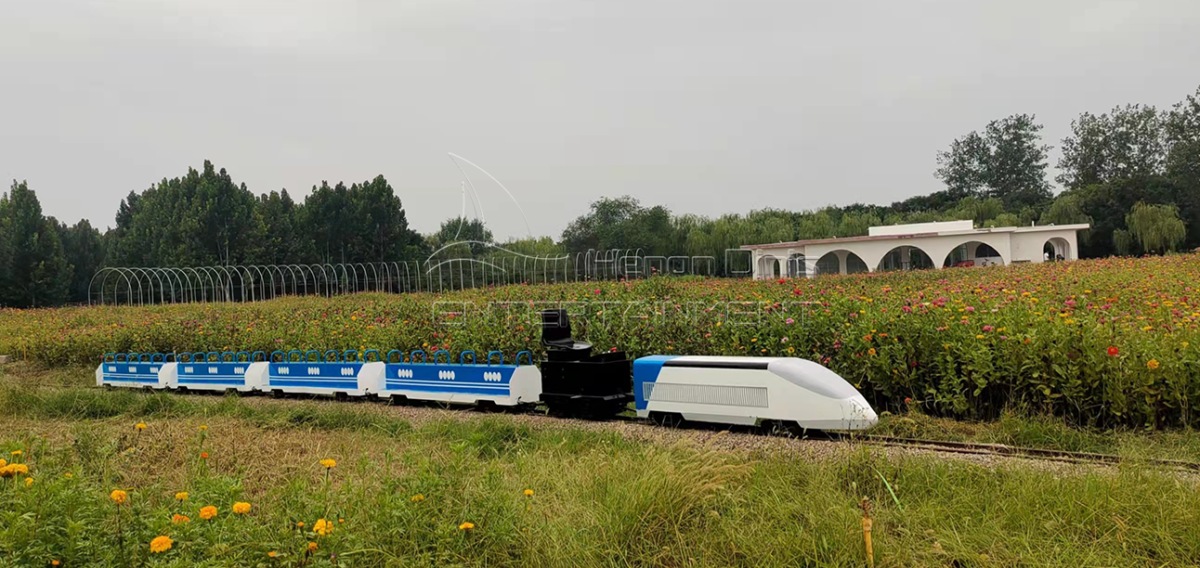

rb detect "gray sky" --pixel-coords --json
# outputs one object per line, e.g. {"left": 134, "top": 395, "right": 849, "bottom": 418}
{"left": 3, "top": 0, "right": 1199, "bottom": 240}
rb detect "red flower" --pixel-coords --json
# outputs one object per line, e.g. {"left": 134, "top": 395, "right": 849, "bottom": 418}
{"left": 200, "top": 452, "right": 209, "bottom": 460}
{"left": 1107, "top": 346, "right": 1119, "bottom": 357}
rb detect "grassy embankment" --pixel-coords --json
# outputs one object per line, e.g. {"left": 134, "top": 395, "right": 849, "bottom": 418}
{"left": 3, "top": 364, "right": 1200, "bottom": 567}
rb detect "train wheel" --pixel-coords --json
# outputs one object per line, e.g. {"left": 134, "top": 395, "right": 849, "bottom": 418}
{"left": 650, "top": 412, "right": 684, "bottom": 428}
{"left": 271, "top": 389, "right": 284, "bottom": 399}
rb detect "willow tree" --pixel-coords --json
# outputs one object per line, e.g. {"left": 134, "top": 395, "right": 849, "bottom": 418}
{"left": 1125, "top": 202, "right": 1186, "bottom": 254}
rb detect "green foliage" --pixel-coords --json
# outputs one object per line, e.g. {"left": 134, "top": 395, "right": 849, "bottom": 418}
{"left": 6, "top": 401, "right": 1200, "bottom": 566}
{"left": 1057, "top": 104, "right": 1167, "bottom": 188}
{"left": 934, "top": 114, "right": 1053, "bottom": 209}
{"left": 5, "top": 254, "right": 1200, "bottom": 428}
{"left": 429, "top": 217, "right": 495, "bottom": 257}
{"left": 57, "top": 219, "right": 106, "bottom": 303}
{"left": 1112, "top": 229, "right": 1133, "bottom": 256}
{"left": 1126, "top": 202, "right": 1187, "bottom": 253}
{"left": 106, "top": 164, "right": 424, "bottom": 268}
{"left": 0, "top": 181, "right": 71, "bottom": 308}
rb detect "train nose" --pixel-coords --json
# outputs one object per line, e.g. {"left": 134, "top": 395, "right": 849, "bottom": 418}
{"left": 844, "top": 396, "right": 879, "bottom": 430}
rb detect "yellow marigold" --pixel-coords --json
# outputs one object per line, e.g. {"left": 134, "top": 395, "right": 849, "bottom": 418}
{"left": 10, "top": 450, "right": 21, "bottom": 457}
{"left": 172, "top": 514, "right": 190, "bottom": 524}
{"left": 312, "top": 518, "right": 333, "bottom": 536}
{"left": 136, "top": 422, "right": 147, "bottom": 431}
{"left": 1147, "top": 359, "right": 1161, "bottom": 370}
{"left": 524, "top": 489, "right": 534, "bottom": 497}
{"left": 319, "top": 459, "right": 336, "bottom": 469}
{"left": 232, "top": 502, "right": 251, "bottom": 514}
{"left": 175, "top": 492, "right": 188, "bottom": 501}
{"left": 25, "top": 477, "right": 33, "bottom": 487}
{"left": 307, "top": 542, "right": 318, "bottom": 552}
{"left": 867, "top": 348, "right": 877, "bottom": 356}
{"left": 149, "top": 535, "right": 173, "bottom": 554}
{"left": 110, "top": 490, "right": 128, "bottom": 504}
{"left": 459, "top": 522, "right": 475, "bottom": 531}
{"left": 0, "top": 459, "right": 6, "bottom": 468}
{"left": 411, "top": 494, "right": 425, "bottom": 502}
{"left": 199, "top": 506, "right": 218, "bottom": 520}
{"left": 975, "top": 334, "right": 985, "bottom": 339}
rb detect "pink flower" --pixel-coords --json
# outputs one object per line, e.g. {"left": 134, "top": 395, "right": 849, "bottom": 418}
{"left": 982, "top": 325, "right": 994, "bottom": 332}
{"left": 785, "top": 318, "right": 795, "bottom": 325}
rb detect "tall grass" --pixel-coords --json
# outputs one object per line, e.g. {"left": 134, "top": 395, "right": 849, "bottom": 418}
{"left": 3, "top": 407, "right": 1200, "bottom": 566}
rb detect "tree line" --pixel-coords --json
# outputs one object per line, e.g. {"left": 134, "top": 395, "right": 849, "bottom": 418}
{"left": 561, "top": 85, "right": 1200, "bottom": 266}
{"left": 2, "top": 85, "right": 1197, "bottom": 308}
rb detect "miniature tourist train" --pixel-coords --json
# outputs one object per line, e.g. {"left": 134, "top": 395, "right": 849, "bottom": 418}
{"left": 98, "top": 310, "right": 878, "bottom": 431}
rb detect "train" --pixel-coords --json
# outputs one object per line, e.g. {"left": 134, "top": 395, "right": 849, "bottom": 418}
{"left": 97, "top": 310, "right": 878, "bottom": 431}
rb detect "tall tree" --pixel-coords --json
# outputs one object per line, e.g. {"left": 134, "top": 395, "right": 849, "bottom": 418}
{"left": 0, "top": 181, "right": 71, "bottom": 307}
{"left": 107, "top": 161, "right": 263, "bottom": 266}
{"left": 1164, "top": 85, "right": 1200, "bottom": 248}
{"left": 430, "top": 217, "right": 494, "bottom": 257}
{"left": 935, "top": 114, "right": 1053, "bottom": 209}
{"left": 1125, "top": 202, "right": 1187, "bottom": 254}
{"left": 559, "top": 196, "right": 678, "bottom": 256}
{"left": 58, "top": 219, "right": 106, "bottom": 303}
{"left": 255, "top": 189, "right": 312, "bottom": 264}
{"left": 1056, "top": 104, "right": 1166, "bottom": 189}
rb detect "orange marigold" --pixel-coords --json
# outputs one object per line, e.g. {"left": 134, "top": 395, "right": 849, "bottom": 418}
{"left": 232, "top": 502, "right": 252, "bottom": 515}
{"left": 199, "top": 506, "right": 218, "bottom": 520}
{"left": 149, "top": 535, "right": 173, "bottom": 553}
{"left": 110, "top": 490, "right": 128, "bottom": 504}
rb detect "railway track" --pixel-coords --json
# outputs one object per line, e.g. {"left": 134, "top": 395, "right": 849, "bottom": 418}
{"left": 608, "top": 413, "right": 1200, "bottom": 471}
{"left": 848, "top": 434, "right": 1200, "bottom": 471}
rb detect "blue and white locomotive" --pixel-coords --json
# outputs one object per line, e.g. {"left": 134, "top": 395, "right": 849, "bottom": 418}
{"left": 97, "top": 310, "right": 877, "bottom": 431}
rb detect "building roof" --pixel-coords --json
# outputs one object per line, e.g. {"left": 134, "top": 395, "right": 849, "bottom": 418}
{"left": 740, "top": 223, "right": 1090, "bottom": 251}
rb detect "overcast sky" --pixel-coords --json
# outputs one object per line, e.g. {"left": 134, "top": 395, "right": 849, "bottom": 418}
{"left": 3, "top": 0, "right": 1199, "bottom": 240}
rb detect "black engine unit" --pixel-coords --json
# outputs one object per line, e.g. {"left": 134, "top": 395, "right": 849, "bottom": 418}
{"left": 538, "top": 309, "right": 632, "bottom": 417}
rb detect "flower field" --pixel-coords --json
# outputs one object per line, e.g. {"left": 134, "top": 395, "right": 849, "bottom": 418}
{"left": 2, "top": 254, "right": 1199, "bottom": 427}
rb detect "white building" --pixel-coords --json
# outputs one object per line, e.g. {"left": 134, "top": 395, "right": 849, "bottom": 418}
{"left": 742, "top": 220, "right": 1089, "bottom": 279}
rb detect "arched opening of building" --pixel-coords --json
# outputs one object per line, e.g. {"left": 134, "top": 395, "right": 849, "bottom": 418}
{"left": 1044, "top": 238, "right": 1070, "bottom": 261}
{"left": 943, "top": 242, "right": 1005, "bottom": 268}
{"left": 757, "top": 255, "right": 781, "bottom": 279}
{"left": 814, "top": 251, "right": 868, "bottom": 276}
{"left": 877, "top": 246, "right": 934, "bottom": 272}
{"left": 787, "top": 254, "right": 807, "bottom": 278}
